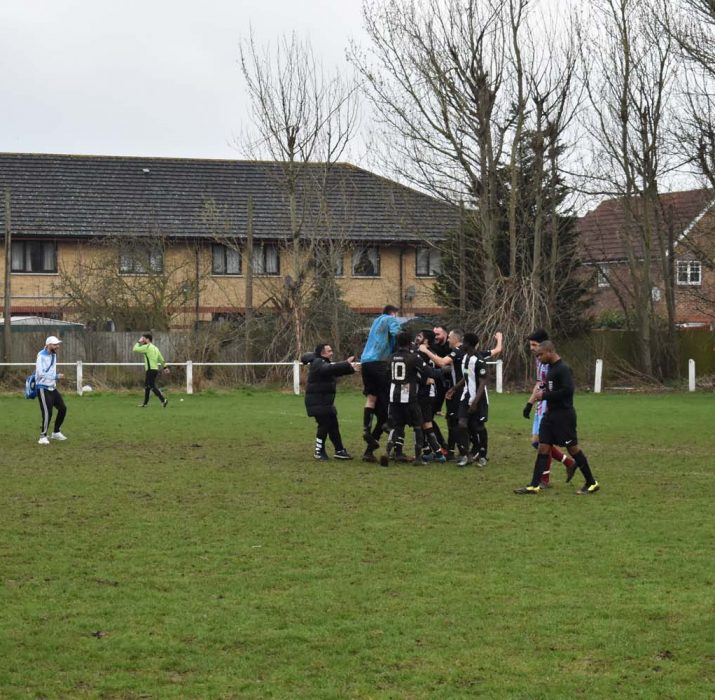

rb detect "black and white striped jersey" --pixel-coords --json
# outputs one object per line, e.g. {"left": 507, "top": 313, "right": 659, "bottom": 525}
{"left": 389, "top": 349, "right": 438, "bottom": 404}
{"left": 461, "top": 352, "right": 489, "bottom": 404}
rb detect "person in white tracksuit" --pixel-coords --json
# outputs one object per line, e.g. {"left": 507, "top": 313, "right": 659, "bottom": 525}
{"left": 35, "top": 335, "right": 68, "bottom": 445}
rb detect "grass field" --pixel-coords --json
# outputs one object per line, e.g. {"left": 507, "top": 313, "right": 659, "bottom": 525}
{"left": 1, "top": 388, "right": 713, "bottom": 699}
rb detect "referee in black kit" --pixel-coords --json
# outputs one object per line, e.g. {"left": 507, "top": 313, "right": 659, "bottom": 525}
{"left": 514, "top": 340, "right": 600, "bottom": 495}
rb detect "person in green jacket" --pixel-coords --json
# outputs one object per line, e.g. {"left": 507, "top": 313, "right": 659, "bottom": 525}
{"left": 133, "top": 332, "right": 169, "bottom": 407}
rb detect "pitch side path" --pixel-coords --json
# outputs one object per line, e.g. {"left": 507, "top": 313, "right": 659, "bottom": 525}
{"left": 1, "top": 391, "right": 712, "bottom": 699}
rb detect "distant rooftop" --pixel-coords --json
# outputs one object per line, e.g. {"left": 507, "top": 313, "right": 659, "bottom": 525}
{"left": 578, "top": 189, "right": 715, "bottom": 262}
{"left": 0, "top": 152, "right": 459, "bottom": 243}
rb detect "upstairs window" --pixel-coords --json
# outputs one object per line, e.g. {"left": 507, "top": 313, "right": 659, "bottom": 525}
{"left": 416, "top": 246, "right": 441, "bottom": 277}
{"left": 334, "top": 252, "right": 345, "bottom": 277}
{"left": 11, "top": 241, "right": 57, "bottom": 273}
{"left": 315, "top": 245, "right": 344, "bottom": 277}
{"left": 119, "top": 243, "right": 164, "bottom": 274}
{"left": 677, "top": 260, "right": 701, "bottom": 286}
{"left": 252, "top": 243, "right": 279, "bottom": 275}
{"left": 212, "top": 244, "right": 242, "bottom": 275}
{"left": 597, "top": 264, "right": 610, "bottom": 288}
{"left": 352, "top": 246, "right": 380, "bottom": 276}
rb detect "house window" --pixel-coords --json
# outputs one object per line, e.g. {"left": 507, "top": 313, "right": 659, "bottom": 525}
{"left": 315, "top": 246, "right": 344, "bottom": 276}
{"left": 252, "top": 243, "right": 279, "bottom": 275}
{"left": 11, "top": 241, "right": 57, "bottom": 273}
{"left": 212, "top": 244, "right": 241, "bottom": 275}
{"left": 119, "top": 243, "right": 164, "bottom": 274}
{"left": 597, "top": 264, "right": 610, "bottom": 288}
{"left": 352, "top": 246, "right": 380, "bottom": 276}
{"left": 677, "top": 260, "right": 701, "bottom": 286}
{"left": 416, "top": 246, "right": 441, "bottom": 277}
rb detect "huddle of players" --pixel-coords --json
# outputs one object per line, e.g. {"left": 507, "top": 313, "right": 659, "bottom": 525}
{"left": 354, "top": 306, "right": 599, "bottom": 493}
{"left": 368, "top": 326, "right": 500, "bottom": 467}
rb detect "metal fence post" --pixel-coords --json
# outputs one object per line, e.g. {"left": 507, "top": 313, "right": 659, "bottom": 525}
{"left": 495, "top": 359, "right": 503, "bottom": 394}
{"left": 76, "top": 360, "right": 83, "bottom": 395}
{"left": 594, "top": 359, "right": 603, "bottom": 393}
{"left": 186, "top": 360, "right": 193, "bottom": 395}
{"left": 689, "top": 359, "right": 695, "bottom": 392}
{"left": 293, "top": 360, "right": 300, "bottom": 395}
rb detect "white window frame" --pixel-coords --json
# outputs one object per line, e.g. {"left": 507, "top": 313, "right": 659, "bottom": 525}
{"left": 119, "top": 243, "right": 164, "bottom": 275}
{"left": 416, "top": 246, "right": 441, "bottom": 277}
{"left": 11, "top": 240, "right": 57, "bottom": 274}
{"left": 252, "top": 243, "right": 280, "bottom": 275}
{"left": 351, "top": 246, "right": 380, "bottom": 277}
{"left": 676, "top": 260, "right": 701, "bottom": 286}
{"left": 212, "top": 244, "right": 242, "bottom": 275}
{"left": 597, "top": 264, "right": 610, "bottom": 288}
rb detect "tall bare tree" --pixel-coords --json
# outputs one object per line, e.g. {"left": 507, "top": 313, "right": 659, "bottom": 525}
{"left": 579, "top": 0, "right": 679, "bottom": 377}
{"left": 661, "top": 0, "right": 715, "bottom": 188}
{"left": 237, "top": 31, "right": 360, "bottom": 358}
{"left": 353, "top": 0, "right": 584, "bottom": 375}
{"left": 55, "top": 237, "right": 207, "bottom": 331}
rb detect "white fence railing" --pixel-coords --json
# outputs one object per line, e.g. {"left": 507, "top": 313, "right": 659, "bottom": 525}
{"left": 3, "top": 357, "right": 707, "bottom": 395}
{"left": 0, "top": 361, "right": 300, "bottom": 395}
{"left": 1, "top": 358, "right": 506, "bottom": 396}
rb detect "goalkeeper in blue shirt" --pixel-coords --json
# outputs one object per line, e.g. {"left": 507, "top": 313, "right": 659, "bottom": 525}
{"left": 359, "top": 304, "right": 402, "bottom": 461}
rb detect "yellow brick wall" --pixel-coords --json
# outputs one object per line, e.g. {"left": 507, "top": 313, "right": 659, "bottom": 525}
{"left": 0, "top": 240, "right": 445, "bottom": 324}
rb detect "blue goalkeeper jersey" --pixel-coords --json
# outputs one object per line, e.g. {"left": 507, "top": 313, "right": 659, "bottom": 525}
{"left": 361, "top": 314, "right": 402, "bottom": 363}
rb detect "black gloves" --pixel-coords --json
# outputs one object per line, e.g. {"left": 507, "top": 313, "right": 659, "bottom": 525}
{"left": 522, "top": 402, "right": 533, "bottom": 419}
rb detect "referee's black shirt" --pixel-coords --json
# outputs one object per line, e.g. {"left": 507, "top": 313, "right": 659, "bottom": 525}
{"left": 542, "top": 359, "right": 575, "bottom": 411}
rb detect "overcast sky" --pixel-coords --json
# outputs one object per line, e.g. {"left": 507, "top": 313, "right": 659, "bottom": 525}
{"left": 0, "top": 0, "right": 366, "bottom": 160}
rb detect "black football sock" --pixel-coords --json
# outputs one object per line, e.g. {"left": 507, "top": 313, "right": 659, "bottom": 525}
{"left": 432, "top": 421, "right": 446, "bottom": 449}
{"left": 456, "top": 425, "right": 470, "bottom": 456}
{"left": 477, "top": 428, "right": 488, "bottom": 457}
{"left": 363, "top": 407, "right": 374, "bottom": 432}
{"left": 574, "top": 451, "right": 596, "bottom": 485}
{"left": 427, "top": 431, "right": 441, "bottom": 453}
{"left": 531, "top": 453, "right": 550, "bottom": 487}
{"left": 414, "top": 428, "right": 424, "bottom": 460}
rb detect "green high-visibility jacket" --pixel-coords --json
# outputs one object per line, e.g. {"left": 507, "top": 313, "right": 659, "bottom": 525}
{"left": 132, "top": 342, "right": 166, "bottom": 370}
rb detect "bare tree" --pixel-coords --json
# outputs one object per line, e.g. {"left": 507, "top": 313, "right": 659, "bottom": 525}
{"left": 578, "top": 0, "right": 679, "bottom": 378}
{"left": 661, "top": 1, "right": 715, "bottom": 187}
{"left": 237, "top": 31, "right": 360, "bottom": 358}
{"left": 54, "top": 237, "right": 207, "bottom": 331}
{"left": 353, "top": 0, "right": 585, "bottom": 377}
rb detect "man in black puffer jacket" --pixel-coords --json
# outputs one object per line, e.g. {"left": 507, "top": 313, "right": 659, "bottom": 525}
{"left": 302, "top": 343, "right": 358, "bottom": 460}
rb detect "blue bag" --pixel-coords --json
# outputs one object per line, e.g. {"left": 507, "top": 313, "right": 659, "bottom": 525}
{"left": 24, "top": 373, "right": 37, "bottom": 399}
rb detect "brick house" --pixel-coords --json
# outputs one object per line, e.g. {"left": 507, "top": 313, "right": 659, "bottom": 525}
{"left": 578, "top": 189, "right": 715, "bottom": 329}
{"left": 0, "top": 153, "right": 459, "bottom": 327}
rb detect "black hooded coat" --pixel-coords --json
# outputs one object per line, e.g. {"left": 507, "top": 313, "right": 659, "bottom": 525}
{"left": 301, "top": 353, "right": 355, "bottom": 417}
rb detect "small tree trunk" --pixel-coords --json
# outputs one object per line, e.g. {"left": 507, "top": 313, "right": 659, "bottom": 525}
{"left": 3, "top": 189, "right": 12, "bottom": 365}
{"left": 244, "top": 195, "right": 255, "bottom": 382}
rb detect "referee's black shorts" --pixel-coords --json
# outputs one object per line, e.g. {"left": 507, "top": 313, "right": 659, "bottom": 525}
{"left": 539, "top": 408, "right": 578, "bottom": 447}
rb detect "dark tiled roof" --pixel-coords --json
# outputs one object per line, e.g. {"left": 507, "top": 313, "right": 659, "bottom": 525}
{"left": 0, "top": 153, "right": 459, "bottom": 242}
{"left": 577, "top": 189, "right": 714, "bottom": 262}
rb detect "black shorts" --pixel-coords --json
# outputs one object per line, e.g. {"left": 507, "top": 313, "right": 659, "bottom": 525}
{"left": 445, "top": 395, "right": 461, "bottom": 420}
{"left": 432, "top": 382, "right": 447, "bottom": 414}
{"left": 539, "top": 408, "right": 578, "bottom": 447}
{"left": 458, "top": 397, "right": 488, "bottom": 424}
{"left": 388, "top": 401, "right": 423, "bottom": 429}
{"left": 361, "top": 361, "right": 390, "bottom": 397}
{"left": 418, "top": 395, "right": 434, "bottom": 424}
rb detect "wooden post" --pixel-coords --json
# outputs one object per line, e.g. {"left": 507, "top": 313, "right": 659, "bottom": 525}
{"left": 244, "top": 195, "right": 254, "bottom": 379}
{"left": 3, "top": 189, "right": 12, "bottom": 364}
